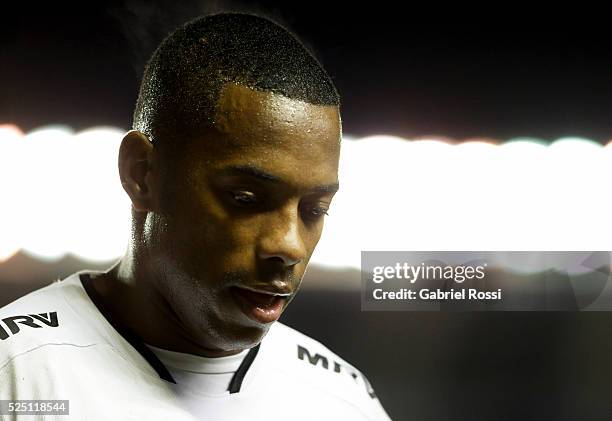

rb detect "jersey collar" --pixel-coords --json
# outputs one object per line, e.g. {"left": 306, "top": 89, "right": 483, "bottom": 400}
{"left": 79, "top": 273, "right": 260, "bottom": 393}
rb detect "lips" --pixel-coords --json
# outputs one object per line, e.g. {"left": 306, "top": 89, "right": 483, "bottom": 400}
{"left": 230, "top": 286, "right": 290, "bottom": 324}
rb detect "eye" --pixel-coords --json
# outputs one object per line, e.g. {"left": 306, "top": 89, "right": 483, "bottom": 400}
{"left": 230, "top": 190, "right": 257, "bottom": 205}
{"left": 303, "top": 204, "right": 330, "bottom": 222}
{"left": 311, "top": 207, "right": 329, "bottom": 217}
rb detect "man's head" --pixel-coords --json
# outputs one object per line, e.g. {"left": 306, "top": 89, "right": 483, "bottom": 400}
{"left": 118, "top": 13, "right": 341, "bottom": 354}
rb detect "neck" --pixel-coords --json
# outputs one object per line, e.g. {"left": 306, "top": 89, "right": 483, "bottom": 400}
{"left": 89, "top": 244, "right": 244, "bottom": 358}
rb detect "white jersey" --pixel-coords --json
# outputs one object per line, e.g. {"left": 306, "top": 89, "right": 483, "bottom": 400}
{"left": 0, "top": 272, "right": 391, "bottom": 420}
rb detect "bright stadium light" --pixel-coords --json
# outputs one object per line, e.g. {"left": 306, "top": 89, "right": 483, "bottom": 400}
{"left": 10, "top": 126, "right": 130, "bottom": 262}
{"left": 18, "top": 126, "right": 77, "bottom": 261}
{"left": 67, "top": 127, "right": 131, "bottom": 261}
{"left": 313, "top": 135, "right": 612, "bottom": 270}
{"left": 2, "top": 126, "right": 612, "bottom": 273}
{"left": 0, "top": 125, "right": 24, "bottom": 262}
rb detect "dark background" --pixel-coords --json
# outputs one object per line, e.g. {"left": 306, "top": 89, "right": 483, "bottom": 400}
{"left": 3, "top": 2, "right": 612, "bottom": 420}
{"left": 3, "top": 2, "right": 612, "bottom": 142}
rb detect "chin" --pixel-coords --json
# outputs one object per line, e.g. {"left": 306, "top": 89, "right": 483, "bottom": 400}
{"left": 191, "top": 317, "right": 272, "bottom": 354}
{"left": 223, "top": 322, "right": 271, "bottom": 350}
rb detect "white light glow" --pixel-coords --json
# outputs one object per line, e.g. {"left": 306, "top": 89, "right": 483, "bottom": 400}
{"left": 2, "top": 126, "right": 612, "bottom": 271}
{"left": 0, "top": 125, "right": 25, "bottom": 262}
{"left": 1, "top": 126, "right": 130, "bottom": 263}
{"left": 311, "top": 135, "right": 612, "bottom": 269}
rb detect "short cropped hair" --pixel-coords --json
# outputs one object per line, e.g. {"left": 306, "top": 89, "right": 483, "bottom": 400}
{"left": 133, "top": 12, "right": 340, "bottom": 146}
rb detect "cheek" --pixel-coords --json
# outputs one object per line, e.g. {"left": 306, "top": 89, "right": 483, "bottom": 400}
{"left": 162, "top": 201, "right": 260, "bottom": 277}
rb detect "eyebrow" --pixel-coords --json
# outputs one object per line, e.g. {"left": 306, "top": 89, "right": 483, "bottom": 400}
{"left": 220, "top": 165, "right": 340, "bottom": 194}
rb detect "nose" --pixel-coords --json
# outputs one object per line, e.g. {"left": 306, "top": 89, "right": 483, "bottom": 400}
{"left": 257, "top": 206, "right": 306, "bottom": 267}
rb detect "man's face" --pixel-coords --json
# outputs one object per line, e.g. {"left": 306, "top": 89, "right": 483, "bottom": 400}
{"left": 147, "top": 83, "right": 341, "bottom": 353}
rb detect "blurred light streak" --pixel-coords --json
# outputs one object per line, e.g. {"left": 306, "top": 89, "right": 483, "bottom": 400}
{"left": 1, "top": 126, "right": 612, "bottom": 272}
{"left": 0, "top": 125, "right": 25, "bottom": 262}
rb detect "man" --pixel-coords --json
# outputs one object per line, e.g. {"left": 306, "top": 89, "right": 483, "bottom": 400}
{"left": 0, "top": 13, "right": 391, "bottom": 420}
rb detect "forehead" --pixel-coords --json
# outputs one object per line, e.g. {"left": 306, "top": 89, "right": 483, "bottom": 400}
{"left": 183, "top": 83, "right": 341, "bottom": 187}
{"left": 214, "top": 82, "right": 341, "bottom": 150}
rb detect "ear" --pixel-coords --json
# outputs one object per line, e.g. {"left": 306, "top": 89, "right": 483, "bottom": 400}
{"left": 118, "top": 130, "right": 158, "bottom": 212}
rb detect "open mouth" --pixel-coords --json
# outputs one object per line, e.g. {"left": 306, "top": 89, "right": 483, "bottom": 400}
{"left": 230, "top": 286, "right": 289, "bottom": 324}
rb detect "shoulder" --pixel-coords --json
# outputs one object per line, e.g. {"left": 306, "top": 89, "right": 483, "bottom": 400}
{"left": 0, "top": 272, "right": 104, "bottom": 372}
{"left": 263, "top": 322, "right": 376, "bottom": 395}
{"left": 262, "top": 322, "right": 391, "bottom": 420}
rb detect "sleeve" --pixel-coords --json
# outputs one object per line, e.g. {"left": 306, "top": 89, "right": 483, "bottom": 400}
{"left": 0, "top": 349, "right": 75, "bottom": 421}
{"left": 0, "top": 349, "right": 56, "bottom": 401}
{"left": 354, "top": 371, "right": 393, "bottom": 421}
{"left": 0, "top": 360, "right": 18, "bottom": 400}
